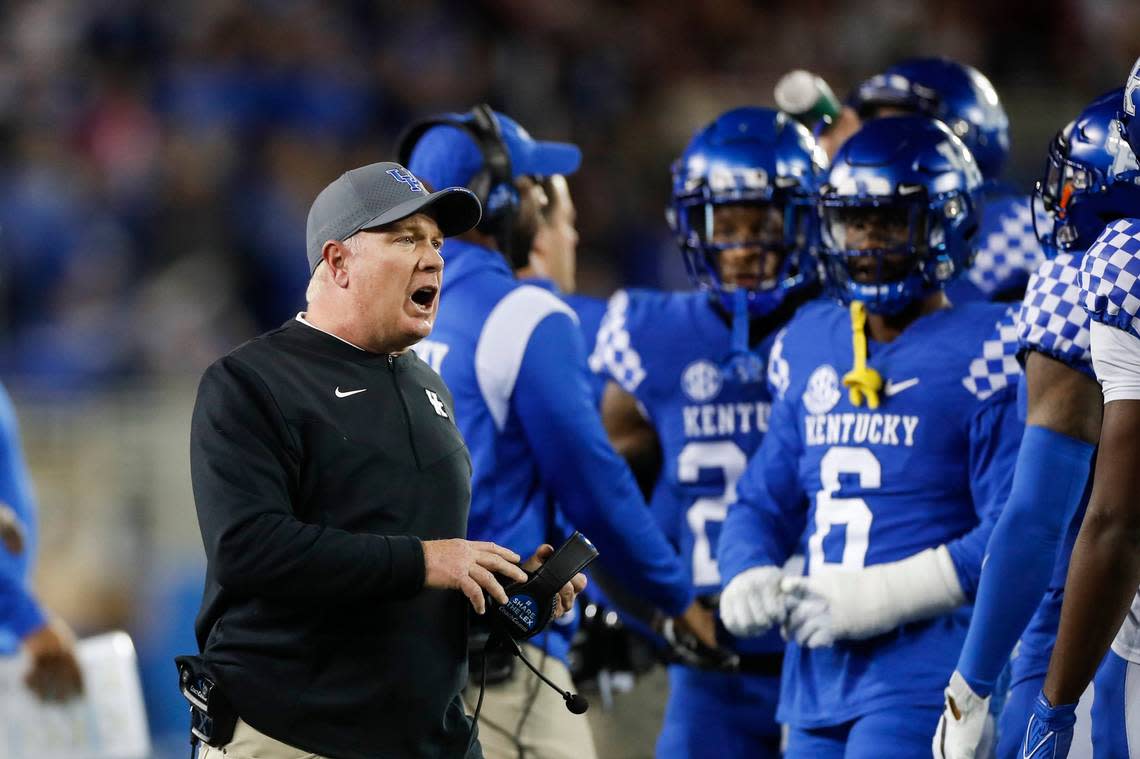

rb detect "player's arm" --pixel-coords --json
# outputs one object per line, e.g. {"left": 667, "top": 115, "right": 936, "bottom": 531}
{"left": 717, "top": 393, "right": 808, "bottom": 638}
{"left": 192, "top": 357, "right": 463, "bottom": 602}
{"left": 512, "top": 313, "right": 692, "bottom": 617}
{"left": 1043, "top": 321, "right": 1140, "bottom": 705}
{"left": 600, "top": 381, "right": 662, "bottom": 499}
{"left": 953, "top": 354, "right": 1098, "bottom": 694}
{"left": 935, "top": 353, "right": 1099, "bottom": 757}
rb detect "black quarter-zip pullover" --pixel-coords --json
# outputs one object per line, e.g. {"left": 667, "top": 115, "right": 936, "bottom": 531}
{"left": 190, "top": 317, "right": 476, "bottom": 758}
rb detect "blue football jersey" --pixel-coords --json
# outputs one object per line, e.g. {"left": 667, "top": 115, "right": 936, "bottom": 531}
{"left": 948, "top": 189, "right": 1047, "bottom": 303}
{"left": 719, "top": 300, "right": 1024, "bottom": 727}
{"left": 1017, "top": 253, "right": 1095, "bottom": 376}
{"left": 591, "top": 291, "right": 776, "bottom": 580}
{"left": 1080, "top": 218, "right": 1140, "bottom": 339}
{"left": 591, "top": 288, "right": 793, "bottom": 759}
{"left": 590, "top": 288, "right": 788, "bottom": 659}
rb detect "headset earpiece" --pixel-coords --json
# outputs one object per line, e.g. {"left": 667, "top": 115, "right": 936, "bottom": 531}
{"left": 395, "top": 104, "right": 519, "bottom": 260}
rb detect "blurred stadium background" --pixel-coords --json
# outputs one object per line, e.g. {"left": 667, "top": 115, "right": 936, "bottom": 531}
{"left": 2, "top": 1, "right": 1136, "bottom": 756}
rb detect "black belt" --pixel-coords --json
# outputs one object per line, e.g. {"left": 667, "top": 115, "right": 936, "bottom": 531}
{"left": 735, "top": 651, "right": 784, "bottom": 677}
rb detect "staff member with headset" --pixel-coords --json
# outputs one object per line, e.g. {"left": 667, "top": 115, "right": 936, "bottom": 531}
{"left": 186, "top": 161, "right": 583, "bottom": 759}
{"left": 401, "top": 106, "right": 700, "bottom": 759}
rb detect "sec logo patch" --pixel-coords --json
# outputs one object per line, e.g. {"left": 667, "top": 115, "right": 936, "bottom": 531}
{"left": 802, "top": 364, "right": 841, "bottom": 415}
{"left": 681, "top": 360, "right": 722, "bottom": 403}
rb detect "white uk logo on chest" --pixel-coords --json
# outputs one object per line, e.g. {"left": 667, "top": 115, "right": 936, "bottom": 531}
{"left": 425, "top": 389, "right": 449, "bottom": 418}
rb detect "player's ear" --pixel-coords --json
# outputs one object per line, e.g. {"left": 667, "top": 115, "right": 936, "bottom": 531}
{"left": 323, "top": 240, "right": 351, "bottom": 288}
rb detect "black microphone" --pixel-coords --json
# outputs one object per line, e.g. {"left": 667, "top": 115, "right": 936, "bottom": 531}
{"left": 498, "top": 634, "right": 589, "bottom": 714}
{"left": 565, "top": 693, "right": 589, "bottom": 715}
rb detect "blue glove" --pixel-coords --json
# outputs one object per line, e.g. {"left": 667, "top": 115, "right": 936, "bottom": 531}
{"left": 1021, "top": 691, "right": 1076, "bottom": 758}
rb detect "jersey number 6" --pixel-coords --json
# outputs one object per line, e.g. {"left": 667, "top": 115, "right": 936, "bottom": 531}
{"left": 808, "top": 446, "right": 880, "bottom": 574}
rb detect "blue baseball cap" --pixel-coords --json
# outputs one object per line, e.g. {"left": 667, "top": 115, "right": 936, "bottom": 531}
{"left": 406, "top": 109, "right": 582, "bottom": 192}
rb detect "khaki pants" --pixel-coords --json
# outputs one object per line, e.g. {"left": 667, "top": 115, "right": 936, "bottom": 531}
{"left": 198, "top": 718, "right": 328, "bottom": 759}
{"left": 465, "top": 644, "right": 598, "bottom": 759}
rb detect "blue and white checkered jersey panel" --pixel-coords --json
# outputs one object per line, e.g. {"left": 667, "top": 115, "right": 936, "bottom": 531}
{"left": 589, "top": 289, "right": 648, "bottom": 392}
{"left": 963, "top": 306, "right": 1021, "bottom": 401}
{"left": 1016, "top": 253, "right": 1093, "bottom": 374}
{"left": 1080, "top": 218, "right": 1140, "bottom": 340}
{"left": 967, "top": 193, "right": 1048, "bottom": 297}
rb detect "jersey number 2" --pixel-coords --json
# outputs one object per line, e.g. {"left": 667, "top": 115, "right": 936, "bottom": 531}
{"left": 678, "top": 441, "right": 747, "bottom": 587}
{"left": 808, "top": 446, "right": 880, "bottom": 574}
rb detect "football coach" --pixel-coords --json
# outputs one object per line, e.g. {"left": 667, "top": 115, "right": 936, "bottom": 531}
{"left": 187, "top": 162, "right": 578, "bottom": 759}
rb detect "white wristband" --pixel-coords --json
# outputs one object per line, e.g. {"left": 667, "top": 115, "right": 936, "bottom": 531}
{"left": 877, "top": 545, "right": 966, "bottom": 626}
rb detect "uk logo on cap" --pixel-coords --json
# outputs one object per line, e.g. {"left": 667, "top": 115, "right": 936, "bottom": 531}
{"left": 387, "top": 167, "right": 425, "bottom": 194}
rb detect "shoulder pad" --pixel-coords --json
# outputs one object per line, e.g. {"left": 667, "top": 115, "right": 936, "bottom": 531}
{"left": 963, "top": 306, "right": 1021, "bottom": 401}
{"left": 1080, "top": 218, "right": 1140, "bottom": 340}
{"left": 1016, "top": 253, "right": 1093, "bottom": 372}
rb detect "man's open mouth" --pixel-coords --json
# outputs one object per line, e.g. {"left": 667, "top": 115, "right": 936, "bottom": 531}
{"left": 410, "top": 285, "right": 438, "bottom": 308}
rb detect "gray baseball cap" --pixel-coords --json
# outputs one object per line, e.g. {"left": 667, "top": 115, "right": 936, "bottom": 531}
{"left": 305, "top": 161, "right": 482, "bottom": 273}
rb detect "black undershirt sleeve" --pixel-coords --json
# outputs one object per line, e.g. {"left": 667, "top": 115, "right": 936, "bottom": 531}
{"left": 190, "top": 356, "right": 425, "bottom": 600}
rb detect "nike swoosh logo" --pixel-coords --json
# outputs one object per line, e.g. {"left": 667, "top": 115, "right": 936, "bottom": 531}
{"left": 334, "top": 387, "right": 367, "bottom": 398}
{"left": 883, "top": 378, "right": 920, "bottom": 397}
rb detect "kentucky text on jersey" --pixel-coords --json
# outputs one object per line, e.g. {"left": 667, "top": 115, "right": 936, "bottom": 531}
{"left": 682, "top": 402, "right": 771, "bottom": 439}
{"left": 803, "top": 412, "right": 919, "bottom": 447}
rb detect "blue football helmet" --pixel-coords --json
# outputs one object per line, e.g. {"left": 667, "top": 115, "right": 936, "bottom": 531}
{"left": 1034, "top": 88, "right": 1140, "bottom": 254}
{"left": 669, "top": 107, "right": 827, "bottom": 319}
{"left": 852, "top": 57, "right": 1010, "bottom": 181}
{"left": 818, "top": 115, "right": 982, "bottom": 314}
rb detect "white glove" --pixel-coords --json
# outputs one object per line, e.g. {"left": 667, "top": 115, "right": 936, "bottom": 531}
{"left": 781, "top": 546, "right": 966, "bottom": 646}
{"left": 720, "top": 566, "right": 785, "bottom": 637}
{"left": 780, "top": 580, "right": 837, "bottom": 647}
{"left": 932, "top": 671, "right": 994, "bottom": 759}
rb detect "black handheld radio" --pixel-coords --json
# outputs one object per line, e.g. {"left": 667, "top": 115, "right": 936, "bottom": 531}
{"left": 491, "top": 531, "right": 599, "bottom": 641}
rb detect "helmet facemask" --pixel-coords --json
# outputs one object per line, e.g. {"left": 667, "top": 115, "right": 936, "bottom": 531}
{"left": 673, "top": 182, "right": 817, "bottom": 318}
{"left": 819, "top": 188, "right": 971, "bottom": 314}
